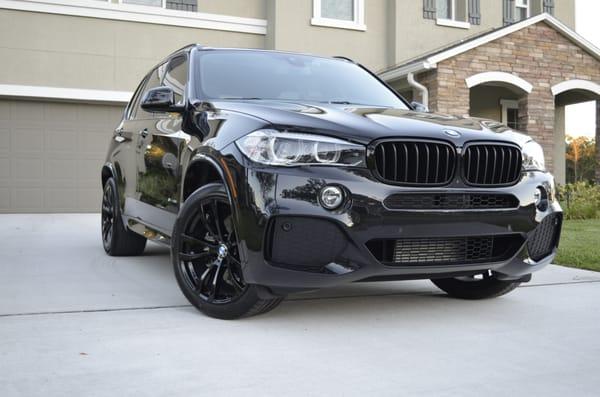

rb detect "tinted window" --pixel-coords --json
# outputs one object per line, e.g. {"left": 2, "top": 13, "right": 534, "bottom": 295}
{"left": 135, "top": 64, "right": 166, "bottom": 120}
{"left": 164, "top": 55, "right": 188, "bottom": 105}
{"left": 194, "top": 51, "right": 407, "bottom": 109}
{"left": 126, "top": 75, "right": 149, "bottom": 120}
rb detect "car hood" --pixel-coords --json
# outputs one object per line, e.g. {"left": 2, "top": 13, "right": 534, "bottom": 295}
{"left": 212, "top": 99, "right": 531, "bottom": 147}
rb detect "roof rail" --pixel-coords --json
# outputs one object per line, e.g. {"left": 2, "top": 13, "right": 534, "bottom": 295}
{"left": 333, "top": 55, "right": 356, "bottom": 63}
{"left": 170, "top": 43, "right": 203, "bottom": 55}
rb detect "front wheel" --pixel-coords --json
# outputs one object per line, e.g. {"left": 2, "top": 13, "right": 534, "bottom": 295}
{"left": 171, "top": 183, "right": 284, "bottom": 319}
{"left": 431, "top": 271, "right": 520, "bottom": 300}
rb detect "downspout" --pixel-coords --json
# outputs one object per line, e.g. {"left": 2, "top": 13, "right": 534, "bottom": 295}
{"left": 407, "top": 72, "right": 428, "bottom": 108}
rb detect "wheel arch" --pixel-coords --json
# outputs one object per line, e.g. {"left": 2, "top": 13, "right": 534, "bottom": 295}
{"left": 182, "top": 155, "right": 236, "bottom": 204}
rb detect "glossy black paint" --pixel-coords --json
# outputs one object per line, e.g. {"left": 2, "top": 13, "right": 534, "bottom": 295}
{"left": 103, "top": 46, "right": 562, "bottom": 293}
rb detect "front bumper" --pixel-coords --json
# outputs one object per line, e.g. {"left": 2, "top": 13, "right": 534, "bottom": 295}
{"left": 223, "top": 147, "right": 562, "bottom": 292}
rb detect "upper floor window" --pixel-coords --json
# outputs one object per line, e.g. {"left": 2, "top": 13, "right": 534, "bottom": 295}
{"left": 423, "top": 0, "right": 480, "bottom": 28}
{"left": 514, "top": 0, "right": 530, "bottom": 21}
{"left": 121, "top": 0, "right": 197, "bottom": 12}
{"left": 311, "top": 0, "right": 366, "bottom": 31}
{"left": 503, "top": 0, "right": 536, "bottom": 25}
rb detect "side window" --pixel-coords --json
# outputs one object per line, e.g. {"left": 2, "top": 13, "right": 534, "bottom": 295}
{"left": 135, "top": 64, "right": 165, "bottom": 120}
{"left": 126, "top": 75, "right": 149, "bottom": 120}
{"left": 163, "top": 55, "right": 189, "bottom": 105}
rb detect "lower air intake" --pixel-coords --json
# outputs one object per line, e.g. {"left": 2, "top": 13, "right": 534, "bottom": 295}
{"left": 527, "top": 213, "right": 562, "bottom": 261}
{"left": 366, "top": 235, "right": 523, "bottom": 266}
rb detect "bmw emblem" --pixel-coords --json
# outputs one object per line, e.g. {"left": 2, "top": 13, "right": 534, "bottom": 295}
{"left": 443, "top": 129, "right": 461, "bottom": 138}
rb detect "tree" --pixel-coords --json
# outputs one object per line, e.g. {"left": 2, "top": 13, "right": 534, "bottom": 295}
{"left": 566, "top": 135, "right": 597, "bottom": 183}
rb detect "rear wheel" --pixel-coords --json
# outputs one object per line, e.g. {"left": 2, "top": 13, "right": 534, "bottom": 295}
{"left": 101, "top": 177, "right": 147, "bottom": 256}
{"left": 172, "top": 183, "right": 283, "bottom": 319}
{"left": 431, "top": 271, "right": 520, "bottom": 300}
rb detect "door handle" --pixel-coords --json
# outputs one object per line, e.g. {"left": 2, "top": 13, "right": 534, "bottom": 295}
{"left": 139, "top": 128, "right": 149, "bottom": 138}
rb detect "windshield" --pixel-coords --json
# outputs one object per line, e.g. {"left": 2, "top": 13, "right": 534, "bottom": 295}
{"left": 194, "top": 50, "right": 408, "bottom": 109}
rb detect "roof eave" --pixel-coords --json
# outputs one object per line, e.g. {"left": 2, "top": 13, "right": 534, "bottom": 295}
{"left": 380, "top": 13, "right": 600, "bottom": 82}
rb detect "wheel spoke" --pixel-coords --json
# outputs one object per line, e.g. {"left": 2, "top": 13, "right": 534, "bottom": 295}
{"left": 227, "top": 264, "right": 245, "bottom": 292}
{"left": 179, "top": 252, "right": 212, "bottom": 262}
{"left": 181, "top": 234, "right": 219, "bottom": 251}
{"left": 209, "top": 262, "right": 225, "bottom": 301}
{"left": 227, "top": 255, "right": 242, "bottom": 267}
{"left": 210, "top": 199, "right": 225, "bottom": 242}
{"left": 200, "top": 204, "right": 219, "bottom": 241}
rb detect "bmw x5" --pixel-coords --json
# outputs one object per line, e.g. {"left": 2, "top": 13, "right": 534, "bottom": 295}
{"left": 101, "top": 45, "right": 562, "bottom": 319}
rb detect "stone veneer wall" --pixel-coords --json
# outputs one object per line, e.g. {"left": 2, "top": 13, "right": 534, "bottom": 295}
{"left": 416, "top": 22, "right": 600, "bottom": 174}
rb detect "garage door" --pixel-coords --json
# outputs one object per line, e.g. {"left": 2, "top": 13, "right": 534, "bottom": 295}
{"left": 0, "top": 99, "right": 124, "bottom": 213}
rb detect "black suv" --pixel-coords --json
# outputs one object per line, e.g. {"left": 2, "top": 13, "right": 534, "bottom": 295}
{"left": 101, "top": 45, "right": 562, "bottom": 319}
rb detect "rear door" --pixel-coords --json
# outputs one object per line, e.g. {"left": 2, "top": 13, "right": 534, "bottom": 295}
{"left": 110, "top": 75, "right": 149, "bottom": 212}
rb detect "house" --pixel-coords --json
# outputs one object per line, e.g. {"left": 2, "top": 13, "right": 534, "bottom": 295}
{"left": 0, "top": 0, "right": 598, "bottom": 213}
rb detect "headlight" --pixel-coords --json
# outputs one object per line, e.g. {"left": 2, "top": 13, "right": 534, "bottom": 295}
{"left": 235, "top": 129, "right": 366, "bottom": 167}
{"left": 521, "top": 140, "right": 546, "bottom": 171}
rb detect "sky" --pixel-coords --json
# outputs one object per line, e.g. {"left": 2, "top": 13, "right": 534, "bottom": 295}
{"left": 565, "top": 0, "right": 599, "bottom": 138}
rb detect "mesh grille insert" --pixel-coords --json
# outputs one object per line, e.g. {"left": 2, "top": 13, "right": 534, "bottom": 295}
{"left": 366, "top": 235, "right": 524, "bottom": 266}
{"left": 384, "top": 193, "right": 519, "bottom": 210}
{"left": 527, "top": 213, "right": 562, "bottom": 261}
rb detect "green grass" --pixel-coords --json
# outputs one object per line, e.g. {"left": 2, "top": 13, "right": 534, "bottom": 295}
{"left": 555, "top": 219, "right": 600, "bottom": 272}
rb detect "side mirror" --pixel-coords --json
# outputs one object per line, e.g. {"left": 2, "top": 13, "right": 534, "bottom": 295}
{"left": 141, "top": 86, "right": 183, "bottom": 112}
{"left": 411, "top": 101, "right": 429, "bottom": 113}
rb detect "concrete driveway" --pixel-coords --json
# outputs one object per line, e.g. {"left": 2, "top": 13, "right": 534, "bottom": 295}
{"left": 1, "top": 214, "right": 600, "bottom": 397}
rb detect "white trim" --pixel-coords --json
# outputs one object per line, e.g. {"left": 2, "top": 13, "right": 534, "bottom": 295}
{"left": 551, "top": 79, "right": 600, "bottom": 97}
{"left": 311, "top": 0, "right": 366, "bottom": 31}
{"left": 436, "top": 18, "right": 470, "bottom": 29}
{"left": 379, "top": 62, "right": 436, "bottom": 84}
{"left": 0, "top": 0, "right": 267, "bottom": 35}
{"left": 466, "top": 72, "right": 534, "bottom": 93}
{"left": 500, "top": 99, "right": 519, "bottom": 125}
{"left": 0, "top": 84, "right": 133, "bottom": 104}
{"left": 379, "top": 13, "right": 600, "bottom": 82}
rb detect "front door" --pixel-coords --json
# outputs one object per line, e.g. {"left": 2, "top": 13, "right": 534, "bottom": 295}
{"left": 135, "top": 55, "right": 190, "bottom": 232}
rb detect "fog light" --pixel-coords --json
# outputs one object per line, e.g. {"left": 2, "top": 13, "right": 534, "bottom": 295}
{"left": 320, "top": 186, "right": 344, "bottom": 210}
{"left": 534, "top": 187, "right": 548, "bottom": 211}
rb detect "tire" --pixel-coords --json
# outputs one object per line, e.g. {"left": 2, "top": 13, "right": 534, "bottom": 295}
{"left": 101, "top": 177, "right": 147, "bottom": 256}
{"left": 431, "top": 271, "right": 520, "bottom": 300}
{"left": 172, "top": 183, "right": 284, "bottom": 319}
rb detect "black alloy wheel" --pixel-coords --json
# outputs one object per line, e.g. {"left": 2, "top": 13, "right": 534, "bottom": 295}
{"left": 101, "top": 177, "right": 147, "bottom": 256}
{"left": 101, "top": 183, "right": 115, "bottom": 249}
{"left": 172, "top": 183, "right": 283, "bottom": 319}
{"left": 177, "top": 194, "right": 247, "bottom": 303}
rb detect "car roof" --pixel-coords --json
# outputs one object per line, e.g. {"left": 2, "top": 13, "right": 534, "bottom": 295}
{"left": 175, "top": 44, "right": 354, "bottom": 63}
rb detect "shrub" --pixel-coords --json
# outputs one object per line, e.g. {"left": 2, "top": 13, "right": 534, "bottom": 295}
{"left": 557, "top": 182, "right": 600, "bottom": 220}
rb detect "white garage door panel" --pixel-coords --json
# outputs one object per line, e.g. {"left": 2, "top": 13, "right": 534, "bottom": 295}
{"left": 0, "top": 99, "right": 124, "bottom": 213}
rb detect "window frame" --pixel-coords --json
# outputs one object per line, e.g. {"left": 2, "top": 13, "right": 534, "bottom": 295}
{"left": 126, "top": 74, "right": 150, "bottom": 120}
{"left": 514, "top": 0, "right": 530, "bottom": 21}
{"left": 500, "top": 99, "right": 519, "bottom": 129}
{"left": 118, "top": 0, "right": 167, "bottom": 8}
{"left": 311, "top": 0, "right": 366, "bottom": 31}
{"left": 117, "top": 0, "right": 197, "bottom": 12}
{"left": 435, "top": 0, "right": 471, "bottom": 29}
{"left": 163, "top": 54, "right": 190, "bottom": 106}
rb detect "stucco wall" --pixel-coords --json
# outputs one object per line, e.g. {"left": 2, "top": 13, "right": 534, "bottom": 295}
{"left": 390, "top": 0, "right": 502, "bottom": 65}
{"left": 200, "top": 0, "right": 266, "bottom": 19}
{"left": 0, "top": 9, "right": 264, "bottom": 92}
{"left": 266, "top": 0, "right": 388, "bottom": 71}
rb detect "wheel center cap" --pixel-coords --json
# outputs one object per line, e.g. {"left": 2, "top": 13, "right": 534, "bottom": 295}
{"left": 217, "top": 244, "right": 228, "bottom": 260}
